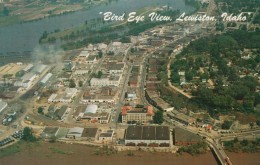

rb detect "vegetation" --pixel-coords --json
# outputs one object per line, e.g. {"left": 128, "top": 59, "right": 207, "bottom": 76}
{"left": 22, "top": 127, "right": 37, "bottom": 142}
{"left": 153, "top": 110, "right": 164, "bottom": 124}
{"left": 221, "top": 120, "right": 233, "bottom": 130}
{"left": 224, "top": 138, "right": 260, "bottom": 153}
{"left": 127, "top": 150, "right": 134, "bottom": 156}
{"left": 49, "top": 147, "right": 73, "bottom": 155}
{"left": 178, "top": 141, "right": 208, "bottom": 155}
{"left": 93, "top": 145, "right": 117, "bottom": 156}
{"left": 170, "top": 30, "right": 260, "bottom": 117}
{"left": 0, "top": 142, "right": 21, "bottom": 158}
{"left": 69, "top": 79, "right": 76, "bottom": 88}
{"left": 37, "top": 106, "right": 44, "bottom": 115}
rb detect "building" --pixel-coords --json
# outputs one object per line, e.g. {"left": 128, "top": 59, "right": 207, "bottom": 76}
{"left": 66, "top": 127, "right": 98, "bottom": 140}
{"left": 125, "top": 126, "right": 170, "bottom": 147}
{"left": 33, "top": 64, "right": 47, "bottom": 74}
{"left": 90, "top": 75, "right": 121, "bottom": 87}
{"left": 14, "top": 73, "right": 37, "bottom": 88}
{"left": 48, "top": 88, "right": 77, "bottom": 103}
{"left": 0, "top": 100, "right": 7, "bottom": 113}
{"left": 64, "top": 60, "right": 74, "bottom": 72}
{"left": 121, "top": 105, "right": 154, "bottom": 124}
{"left": 99, "top": 130, "right": 114, "bottom": 141}
{"left": 40, "top": 73, "right": 52, "bottom": 84}
{"left": 86, "top": 55, "right": 97, "bottom": 64}
{"left": 66, "top": 127, "right": 84, "bottom": 139}
{"left": 174, "top": 127, "right": 202, "bottom": 146}
{"left": 107, "top": 62, "right": 125, "bottom": 74}
{"left": 76, "top": 105, "right": 111, "bottom": 124}
{"left": 41, "top": 127, "right": 59, "bottom": 139}
{"left": 82, "top": 87, "right": 116, "bottom": 104}
{"left": 81, "top": 128, "right": 98, "bottom": 141}
{"left": 78, "top": 50, "right": 90, "bottom": 58}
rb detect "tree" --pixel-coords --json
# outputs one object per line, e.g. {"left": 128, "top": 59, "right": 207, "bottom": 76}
{"left": 69, "top": 79, "right": 76, "bottom": 88}
{"left": 97, "top": 71, "right": 102, "bottom": 78}
{"left": 249, "top": 122, "right": 254, "bottom": 129}
{"left": 78, "top": 80, "right": 83, "bottom": 87}
{"left": 222, "top": 120, "right": 232, "bottom": 130}
{"left": 154, "top": 111, "right": 163, "bottom": 124}
{"left": 185, "top": 71, "right": 194, "bottom": 82}
{"left": 256, "top": 120, "right": 260, "bottom": 126}
{"left": 37, "top": 107, "right": 44, "bottom": 115}
{"left": 98, "top": 51, "right": 103, "bottom": 58}
{"left": 22, "top": 127, "right": 36, "bottom": 142}
{"left": 3, "top": 7, "right": 10, "bottom": 16}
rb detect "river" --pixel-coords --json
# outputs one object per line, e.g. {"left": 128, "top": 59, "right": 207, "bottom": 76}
{"left": 0, "top": 0, "right": 194, "bottom": 56}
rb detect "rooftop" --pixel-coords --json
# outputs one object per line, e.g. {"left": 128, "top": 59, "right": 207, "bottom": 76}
{"left": 81, "top": 128, "right": 98, "bottom": 138}
{"left": 84, "top": 104, "right": 98, "bottom": 114}
{"left": 125, "top": 126, "right": 170, "bottom": 141}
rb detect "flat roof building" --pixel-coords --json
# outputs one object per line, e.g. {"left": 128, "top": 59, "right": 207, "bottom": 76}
{"left": 125, "top": 126, "right": 170, "bottom": 147}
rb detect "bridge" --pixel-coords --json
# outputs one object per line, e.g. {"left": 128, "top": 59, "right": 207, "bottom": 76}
{"left": 207, "top": 139, "right": 233, "bottom": 165}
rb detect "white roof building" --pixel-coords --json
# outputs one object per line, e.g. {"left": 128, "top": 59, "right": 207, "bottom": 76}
{"left": 79, "top": 50, "right": 90, "bottom": 58}
{"left": 23, "top": 64, "right": 34, "bottom": 72}
{"left": 40, "top": 73, "right": 52, "bottom": 84}
{"left": 66, "top": 127, "right": 84, "bottom": 139}
{"left": 33, "top": 64, "right": 47, "bottom": 74}
{"left": 84, "top": 104, "right": 98, "bottom": 114}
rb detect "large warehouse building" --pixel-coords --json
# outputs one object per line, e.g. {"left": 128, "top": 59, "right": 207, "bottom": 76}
{"left": 125, "top": 126, "right": 170, "bottom": 147}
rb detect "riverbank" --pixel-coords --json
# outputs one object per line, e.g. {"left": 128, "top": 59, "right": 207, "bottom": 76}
{"left": 0, "top": 141, "right": 259, "bottom": 165}
{"left": 0, "top": 141, "right": 217, "bottom": 165}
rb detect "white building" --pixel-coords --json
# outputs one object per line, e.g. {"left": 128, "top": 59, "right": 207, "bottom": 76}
{"left": 40, "top": 73, "right": 52, "bottom": 84}
{"left": 99, "top": 130, "right": 114, "bottom": 141}
{"left": 14, "top": 73, "right": 37, "bottom": 88}
{"left": 66, "top": 127, "right": 84, "bottom": 139}
{"left": 90, "top": 76, "right": 121, "bottom": 87}
{"left": 47, "top": 88, "right": 77, "bottom": 103}
{"left": 78, "top": 50, "right": 90, "bottom": 58}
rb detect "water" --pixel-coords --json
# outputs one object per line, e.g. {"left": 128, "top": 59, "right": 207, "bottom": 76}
{"left": 0, "top": 0, "right": 194, "bottom": 55}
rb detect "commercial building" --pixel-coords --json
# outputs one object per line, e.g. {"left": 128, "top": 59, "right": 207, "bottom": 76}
{"left": 106, "top": 62, "right": 125, "bottom": 74}
{"left": 90, "top": 75, "right": 121, "bottom": 87}
{"left": 82, "top": 87, "right": 116, "bottom": 104}
{"left": 66, "top": 127, "right": 98, "bottom": 140}
{"left": 14, "top": 73, "right": 37, "bottom": 88}
{"left": 66, "top": 127, "right": 84, "bottom": 139}
{"left": 125, "top": 126, "right": 170, "bottom": 147}
{"left": 121, "top": 105, "right": 154, "bottom": 124}
{"left": 174, "top": 127, "right": 202, "bottom": 146}
{"left": 99, "top": 130, "right": 114, "bottom": 141}
{"left": 76, "top": 105, "right": 111, "bottom": 124}
{"left": 40, "top": 73, "right": 52, "bottom": 84}
{"left": 48, "top": 88, "right": 78, "bottom": 103}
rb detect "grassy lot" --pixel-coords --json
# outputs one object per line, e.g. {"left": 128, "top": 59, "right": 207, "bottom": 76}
{"left": 0, "top": 142, "right": 21, "bottom": 158}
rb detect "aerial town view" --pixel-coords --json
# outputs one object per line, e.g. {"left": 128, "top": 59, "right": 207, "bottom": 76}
{"left": 0, "top": 0, "right": 259, "bottom": 164}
